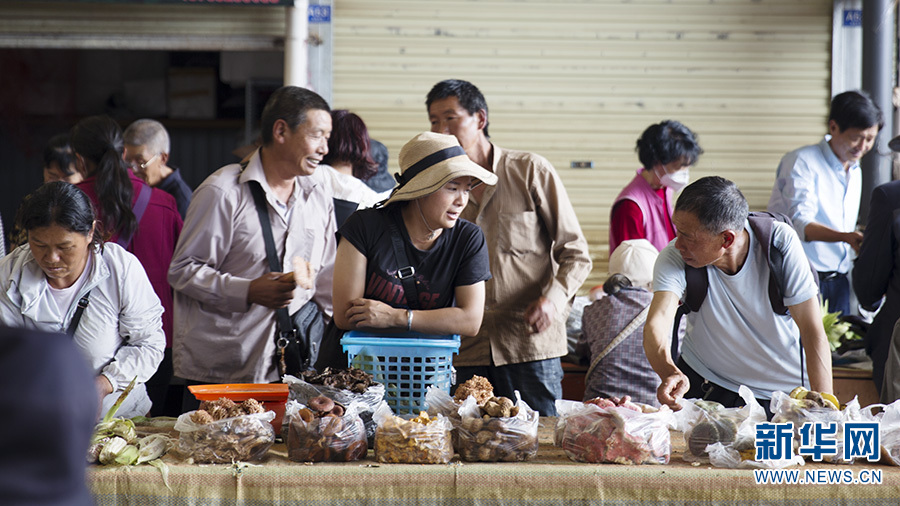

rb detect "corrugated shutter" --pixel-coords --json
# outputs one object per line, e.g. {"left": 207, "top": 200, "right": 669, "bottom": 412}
{"left": 332, "top": 0, "right": 833, "bottom": 292}
{"left": 0, "top": 1, "right": 285, "bottom": 50}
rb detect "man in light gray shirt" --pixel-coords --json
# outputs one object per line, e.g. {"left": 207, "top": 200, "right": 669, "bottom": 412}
{"left": 645, "top": 177, "right": 832, "bottom": 411}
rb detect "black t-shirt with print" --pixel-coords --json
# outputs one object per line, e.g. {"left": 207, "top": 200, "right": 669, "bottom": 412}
{"left": 337, "top": 205, "right": 491, "bottom": 310}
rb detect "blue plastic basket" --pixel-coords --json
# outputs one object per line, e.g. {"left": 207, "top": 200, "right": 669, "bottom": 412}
{"left": 341, "top": 331, "right": 460, "bottom": 415}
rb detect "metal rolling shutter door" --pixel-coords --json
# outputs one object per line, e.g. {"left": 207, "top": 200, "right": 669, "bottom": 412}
{"left": 332, "top": 0, "right": 833, "bottom": 292}
{"left": 0, "top": 1, "right": 285, "bottom": 51}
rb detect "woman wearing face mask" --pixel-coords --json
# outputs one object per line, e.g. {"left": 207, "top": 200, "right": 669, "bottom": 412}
{"left": 330, "top": 132, "right": 496, "bottom": 345}
{"left": 609, "top": 120, "right": 702, "bottom": 254}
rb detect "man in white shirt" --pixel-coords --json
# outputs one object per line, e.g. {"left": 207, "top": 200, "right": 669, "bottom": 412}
{"left": 768, "top": 90, "right": 883, "bottom": 317}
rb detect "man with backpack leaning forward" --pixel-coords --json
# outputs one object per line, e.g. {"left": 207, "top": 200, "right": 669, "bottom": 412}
{"left": 643, "top": 176, "right": 833, "bottom": 415}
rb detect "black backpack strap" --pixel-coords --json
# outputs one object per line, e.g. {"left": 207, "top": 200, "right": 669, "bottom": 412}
{"left": 385, "top": 213, "right": 421, "bottom": 310}
{"left": 247, "top": 179, "right": 297, "bottom": 375}
{"left": 671, "top": 303, "right": 687, "bottom": 362}
{"left": 683, "top": 264, "right": 708, "bottom": 313}
{"left": 674, "top": 259, "right": 709, "bottom": 362}
{"left": 748, "top": 212, "right": 788, "bottom": 315}
{"left": 748, "top": 211, "right": 810, "bottom": 388}
{"left": 65, "top": 291, "right": 92, "bottom": 336}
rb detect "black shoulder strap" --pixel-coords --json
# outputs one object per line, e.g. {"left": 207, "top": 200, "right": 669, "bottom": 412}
{"left": 246, "top": 179, "right": 296, "bottom": 368}
{"left": 385, "top": 212, "right": 421, "bottom": 310}
{"left": 747, "top": 210, "right": 820, "bottom": 315}
{"left": 672, "top": 263, "right": 707, "bottom": 361}
{"left": 747, "top": 212, "right": 787, "bottom": 315}
{"left": 66, "top": 291, "right": 92, "bottom": 336}
{"left": 747, "top": 211, "right": 810, "bottom": 387}
{"left": 683, "top": 264, "right": 709, "bottom": 313}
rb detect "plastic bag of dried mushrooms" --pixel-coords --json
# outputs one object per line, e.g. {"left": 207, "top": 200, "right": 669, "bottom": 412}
{"left": 174, "top": 398, "right": 275, "bottom": 464}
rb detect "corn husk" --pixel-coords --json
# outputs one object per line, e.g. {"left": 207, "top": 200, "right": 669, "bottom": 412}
{"left": 87, "top": 436, "right": 110, "bottom": 463}
{"left": 103, "top": 377, "right": 137, "bottom": 423}
{"left": 99, "top": 437, "right": 129, "bottom": 465}
{"left": 90, "top": 377, "right": 170, "bottom": 468}
{"left": 93, "top": 418, "right": 137, "bottom": 444}
{"left": 148, "top": 459, "right": 172, "bottom": 490}
{"left": 137, "top": 434, "right": 169, "bottom": 464}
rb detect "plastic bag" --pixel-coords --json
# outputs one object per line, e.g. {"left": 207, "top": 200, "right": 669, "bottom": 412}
{"left": 771, "top": 390, "right": 860, "bottom": 464}
{"left": 174, "top": 411, "right": 275, "bottom": 464}
{"left": 284, "top": 374, "right": 384, "bottom": 446}
{"left": 680, "top": 387, "right": 765, "bottom": 462}
{"left": 555, "top": 399, "right": 673, "bottom": 464}
{"left": 700, "top": 387, "right": 800, "bottom": 468}
{"left": 708, "top": 442, "right": 805, "bottom": 469}
{"left": 455, "top": 392, "right": 539, "bottom": 462}
{"left": 874, "top": 400, "right": 900, "bottom": 466}
{"left": 373, "top": 401, "right": 453, "bottom": 464}
{"left": 285, "top": 400, "right": 367, "bottom": 462}
{"left": 425, "top": 385, "right": 459, "bottom": 419}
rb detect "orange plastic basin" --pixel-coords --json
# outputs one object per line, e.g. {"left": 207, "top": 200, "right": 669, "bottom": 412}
{"left": 188, "top": 383, "right": 289, "bottom": 433}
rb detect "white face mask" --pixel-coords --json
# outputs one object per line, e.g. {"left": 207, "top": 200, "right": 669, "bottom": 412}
{"left": 658, "top": 167, "right": 690, "bottom": 191}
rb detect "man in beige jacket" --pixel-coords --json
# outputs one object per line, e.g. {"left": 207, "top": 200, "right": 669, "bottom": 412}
{"left": 426, "top": 79, "right": 592, "bottom": 415}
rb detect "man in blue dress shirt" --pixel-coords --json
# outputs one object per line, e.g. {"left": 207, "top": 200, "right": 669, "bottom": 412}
{"left": 768, "top": 90, "right": 883, "bottom": 317}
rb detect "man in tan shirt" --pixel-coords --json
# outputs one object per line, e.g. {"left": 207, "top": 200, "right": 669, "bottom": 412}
{"left": 427, "top": 79, "right": 592, "bottom": 415}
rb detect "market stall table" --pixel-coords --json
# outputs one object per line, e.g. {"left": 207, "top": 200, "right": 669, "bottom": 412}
{"left": 88, "top": 417, "right": 900, "bottom": 506}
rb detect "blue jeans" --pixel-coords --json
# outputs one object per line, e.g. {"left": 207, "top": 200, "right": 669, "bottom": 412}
{"left": 819, "top": 271, "right": 850, "bottom": 317}
{"left": 455, "top": 358, "right": 564, "bottom": 416}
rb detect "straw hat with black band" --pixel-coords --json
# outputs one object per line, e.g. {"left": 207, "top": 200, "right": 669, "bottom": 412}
{"left": 379, "top": 132, "right": 497, "bottom": 207}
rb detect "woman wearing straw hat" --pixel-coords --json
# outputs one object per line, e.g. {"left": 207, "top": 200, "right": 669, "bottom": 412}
{"left": 331, "top": 132, "right": 497, "bottom": 338}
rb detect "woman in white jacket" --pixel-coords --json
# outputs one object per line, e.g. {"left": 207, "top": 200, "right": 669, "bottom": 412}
{"left": 0, "top": 182, "right": 164, "bottom": 418}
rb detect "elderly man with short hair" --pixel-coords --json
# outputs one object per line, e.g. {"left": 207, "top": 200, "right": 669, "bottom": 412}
{"left": 124, "top": 119, "right": 193, "bottom": 218}
{"left": 644, "top": 176, "right": 832, "bottom": 411}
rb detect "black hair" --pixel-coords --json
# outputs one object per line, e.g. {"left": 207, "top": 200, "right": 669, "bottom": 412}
{"left": 43, "top": 134, "right": 78, "bottom": 177}
{"left": 603, "top": 273, "right": 633, "bottom": 296}
{"left": 260, "top": 86, "right": 331, "bottom": 145}
{"left": 69, "top": 115, "right": 136, "bottom": 241}
{"left": 674, "top": 176, "right": 748, "bottom": 234}
{"left": 829, "top": 90, "right": 884, "bottom": 132}
{"left": 636, "top": 120, "right": 703, "bottom": 169}
{"left": 426, "top": 79, "right": 490, "bottom": 138}
{"left": 15, "top": 181, "right": 103, "bottom": 251}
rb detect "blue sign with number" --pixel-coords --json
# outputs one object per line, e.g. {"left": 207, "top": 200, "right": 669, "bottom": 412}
{"left": 844, "top": 9, "right": 862, "bottom": 27}
{"left": 309, "top": 5, "right": 331, "bottom": 23}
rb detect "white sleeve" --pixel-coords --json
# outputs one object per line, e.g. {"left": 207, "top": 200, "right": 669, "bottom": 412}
{"left": 102, "top": 253, "right": 165, "bottom": 391}
{"left": 774, "top": 154, "right": 818, "bottom": 241}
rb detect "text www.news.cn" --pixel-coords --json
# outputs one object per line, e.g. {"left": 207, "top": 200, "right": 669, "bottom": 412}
{"left": 754, "top": 468, "right": 883, "bottom": 485}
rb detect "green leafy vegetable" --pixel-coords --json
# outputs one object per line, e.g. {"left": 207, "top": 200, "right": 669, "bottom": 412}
{"left": 821, "top": 300, "right": 863, "bottom": 352}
